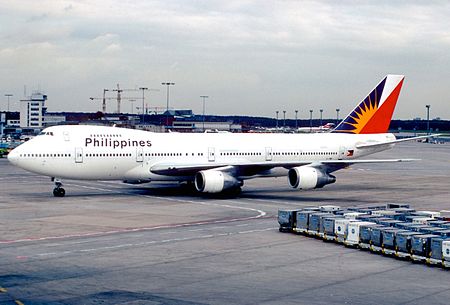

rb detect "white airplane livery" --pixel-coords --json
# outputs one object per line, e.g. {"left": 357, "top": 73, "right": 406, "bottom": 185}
{"left": 7, "top": 75, "right": 433, "bottom": 197}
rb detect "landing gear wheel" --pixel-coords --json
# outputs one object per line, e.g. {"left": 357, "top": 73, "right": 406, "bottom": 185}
{"left": 53, "top": 187, "right": 66, "bottom": 197}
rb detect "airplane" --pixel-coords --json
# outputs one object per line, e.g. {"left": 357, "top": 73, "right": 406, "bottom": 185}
{"left": 297, "top": 122, "right": 336, "bottom": 133}
{"left": 7, "top": 75, "right": 438, "bottom": 197}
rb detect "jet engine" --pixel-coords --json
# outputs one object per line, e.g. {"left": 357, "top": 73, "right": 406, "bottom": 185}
{"left": 195, "top": 170, "right": 242, "bottom": 193}
{"left": 288, "top": 166, "right": 336, "bottom": 190}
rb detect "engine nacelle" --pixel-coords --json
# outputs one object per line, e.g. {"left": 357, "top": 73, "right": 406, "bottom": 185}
{"left": 288, "top": 166, "right": 336, "bottom": 190}
{"left": 195, "top": 170, "right": 242, "bottom": 193}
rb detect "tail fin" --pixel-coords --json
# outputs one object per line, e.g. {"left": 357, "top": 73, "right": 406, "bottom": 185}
{"left": 332, "top": 75, "right": 404, "bottom": 134}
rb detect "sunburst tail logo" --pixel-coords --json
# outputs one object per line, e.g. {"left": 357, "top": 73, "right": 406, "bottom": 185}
{"left": 332, "top": 75, "right": 405, "bottom": 134}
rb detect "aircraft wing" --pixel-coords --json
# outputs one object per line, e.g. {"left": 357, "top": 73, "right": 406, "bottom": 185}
{"left": 356, "top": 134, "right": 442, "bottom": 149}
{"left": 150, "top": 158, "right": 416, "bottom": 177}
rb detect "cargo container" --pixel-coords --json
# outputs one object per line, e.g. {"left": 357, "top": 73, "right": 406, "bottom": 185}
{"left": 345, "top": 221, "right": 376, "bottom": 246}
{"left": 308, "top": 212, "right": 332, "bottom": 236}
{"left": 386, "top": 203, "right": 410, "bottom": 209}
{"left": 319, "top": 205, "right": 341, "bottom": 213}
{"left": 428, "top": 237, "right": 450, "bottom": 266}
{"left": 347, "top": 204, "right": 386, "bottom": 212}
{"left": 322, "top": 216, "right": 343, "bottom": 241}
{"left": 412, "top": 211, "right": 440, "bottom": 218}
{"left": 411, "top": 234, "right": 439, "bottom": 262}
{"left": 443, "top": 240, "right": 450, "bottom": 268}
{"left": 427, "top": 220, "right": 450, "bottom": 228}
{"left": 412, "top": 217, "right": 434, "bottom": 225}
{"left": 302, "top": 207, "right": 321, "bottom": 212}
{"left": 381, "top": 228, "right": 407, "bottom": 256}
{"left": 397, "top": 223, "right": 429, "bottom": 232}
{"left": 334, "top": 218, "right": 357, "bottom": 243}
{"left": 356, "top": 215, "right": 381, "bottom": 222}
{"left": 395, "top": 231, "right": 421, "bottom": 259}
{"left": 370, "top": 226, "right": 389, "bottom": 253}
{"left": 434, "top": 229, "right": 450, "bottom": 238}
{"left": 378, "top": 219, "right": 403, "bottom": 227}
{"left": 419, "top": 226, "right": 445, "bottom": 235}
{"left": 371, "top": 210, "right": 398, "bottom": 217}
{"left": 343, "top": 212, "right": 367, "bottom": 220}
{"left": 359, "top": 224, "right": 384, "bottom": 250}
{"left": 278, "top": 209, "right": 300, "bottom": 232}
{"left": 294, "top": 211, "right": 317, "bottom": 234}
{"left": 318, "top": 214, "right": 341, "bottom": 238}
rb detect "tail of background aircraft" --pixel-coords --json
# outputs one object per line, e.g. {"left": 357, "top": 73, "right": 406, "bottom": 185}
{"left": 332, "top": 75, "right": 404, "bottom": 134}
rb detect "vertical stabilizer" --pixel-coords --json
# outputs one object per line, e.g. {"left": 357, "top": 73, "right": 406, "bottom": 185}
{"left": 332, "top": 75, "right": 404, "bottom": 134}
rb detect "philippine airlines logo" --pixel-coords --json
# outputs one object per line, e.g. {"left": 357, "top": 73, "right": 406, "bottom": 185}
{"left": 336, "top": 78, "right": 385, "bottom": 134}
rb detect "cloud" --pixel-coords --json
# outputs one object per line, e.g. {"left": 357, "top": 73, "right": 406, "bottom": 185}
{"left": 1, "top": 1, "right": 450, "bottom": 118}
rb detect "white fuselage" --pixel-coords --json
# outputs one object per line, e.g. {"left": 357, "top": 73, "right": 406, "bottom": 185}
{"left": 8, "top": 125, "right": 395, "bottom": 182}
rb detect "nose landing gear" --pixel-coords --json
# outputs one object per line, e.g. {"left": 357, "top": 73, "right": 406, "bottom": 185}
{"left": 51, "top": 178, "right": 66, "bottom": 197}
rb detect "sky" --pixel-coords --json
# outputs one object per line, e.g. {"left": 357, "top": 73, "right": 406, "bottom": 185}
{"left": 1, "top": 0, "right": 450, "bottom": 120}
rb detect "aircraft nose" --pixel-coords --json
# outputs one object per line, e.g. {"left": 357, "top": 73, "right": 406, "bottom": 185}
{"left": 7, "top": 147, "right": 19, "bottom": 165}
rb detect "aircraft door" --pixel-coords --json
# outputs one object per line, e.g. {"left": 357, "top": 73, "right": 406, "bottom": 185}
{"left": 63, "top": 131, "right": 70, "bottom": 141}
{"left": 338, "top": 146, "right": 345, "bottom": 160}
{"left": 208, "top": 147, "right": 215, "bottom": 162}
{"left": 136, "top": 147, "right": 144, "bottom": 162}
{"left": 265, "top": 147, "right": 272, "bottom": 161}
{"left": 75, "top": 147, "right": 83, "bottom": 163}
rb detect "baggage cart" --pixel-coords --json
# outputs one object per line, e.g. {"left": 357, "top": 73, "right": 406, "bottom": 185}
{"left": 411, "top": 234, "right": 439, "bottom": 262}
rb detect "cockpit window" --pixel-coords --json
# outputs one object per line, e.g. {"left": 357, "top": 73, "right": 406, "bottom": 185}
{"left": 38, "top": 131, "right": 54, "bottom": 136}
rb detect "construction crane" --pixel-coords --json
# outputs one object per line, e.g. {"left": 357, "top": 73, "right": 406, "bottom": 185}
{"left": 90, "top": 84, "right": 141, "bottom": 114}
{"left": 113, "top": 84, "right": 139, "bottom": 113}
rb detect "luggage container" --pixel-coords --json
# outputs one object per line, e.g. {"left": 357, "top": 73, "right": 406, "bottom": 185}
{"left": 395, "top": 231, "right": 421, "bottom": 259}
{"left": 412, "top": 211, "right": 440, "bottom": 218}
{"left": 371, "top": 210, "right": 397, "bottom": 218}
{"left": 359, "top": 224, "right": 384, "bottom": 250}
{"left": 294, "top": 211, "right": 317, "bottom": 234}
{"left": 386, "top": 203, "right": 410, "bottom": 209}
{"left": 428, "top": 237, "right": 450, "bottom": 266}
{"left": 302, "top": 206, "right": 321, "bottom": 212}
{"left": 372, "top": 217, "right": 393, "bottom": 224}
{"left": 378, "top": 219, "right": 403, "bottom": 227}
{"left": 439, "top": 210, "right": 450, "bottom": 221}
{"left": 347, "top": 204, "right": 386, "bottom": 212}
{"left": 411, "top": 234, "right": 439, "bottom": 262}
{"left": 356, "top": 214, "right": 382, "bottom": 222}
{"left": 381, "top": 228, "right": 407, "bottom": 256}
{"left": 319, "top": 205, "right": 341, "bottom": 213}
{"left": 427, "top": 220, "right": 450, "bottom": 228}
{"left": 334, "top": 218, "right": 357, "bottom": 243}
{"left": 318, "top": 214, "right": 340, "bottom": 238}
{"left": 434, "top": 229, "right": 450, "bottom": 238}
{"left": 322, "top": 216, "right": 343, "bottom": 241}
{"left": 345, "top": 221, "right": 376, "bottom": 247}
{"left": 370, "top": 226, "right": 389, "bottom": 253}
{"left": 278, "top": 209, "right": 300, "bottom": 232}
{"left": 419, "top": 226, "right": 445, "bottom": 235}
{"left": 412, "top": 217, "right": 434, "bottom": 225}
{"left": 398, "top": 223, "right": 429, "bottom": 232}
{"left": 308, "top": 212, "right": 332, "bottom": 236}
{"left": 343, "top": 212, "right": 367, "bottom": 220}
{"left": 443, "top": 240, "right": 450, "bottom": 268}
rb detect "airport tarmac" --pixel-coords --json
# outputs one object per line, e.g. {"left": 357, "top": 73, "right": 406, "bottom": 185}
{"left": 1, "top": 141, "right": 449, "bottom": 305}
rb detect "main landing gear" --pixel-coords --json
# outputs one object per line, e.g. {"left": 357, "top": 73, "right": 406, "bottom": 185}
{"left": 51, "top": 177, "right": 66, "bottom": 197}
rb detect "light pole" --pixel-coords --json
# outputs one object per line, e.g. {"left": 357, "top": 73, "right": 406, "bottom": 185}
{"left": 319, "top": 109, "right": 323, "bottom": 126}
{"left": 283, "top": 110, "right": 286, "bottom": 129}
{"left": 336, "top": 108, "right": 340, "bottom": 125}
{"left": 426, "top": 104, "right": 430, "bottom": 135}
{"left": 275, "top": 111, "right": 279, "bottom": 129}
{"left": 139, "top": 87, "right": 148, "bottom": 124}
{"left": 309, "top": 109, "right": 313, "bottom": 132}
{"left": 162, "top": 82, "right": 175, "bottom": 129}
{"left": 200, "top": 95, "right": 209, "bottom": 132}
{"left": 295, "top": 110, "right": 298, "bottom": 129}
{"left": 5, "top": 94, "right": 13, "bottom": 112}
